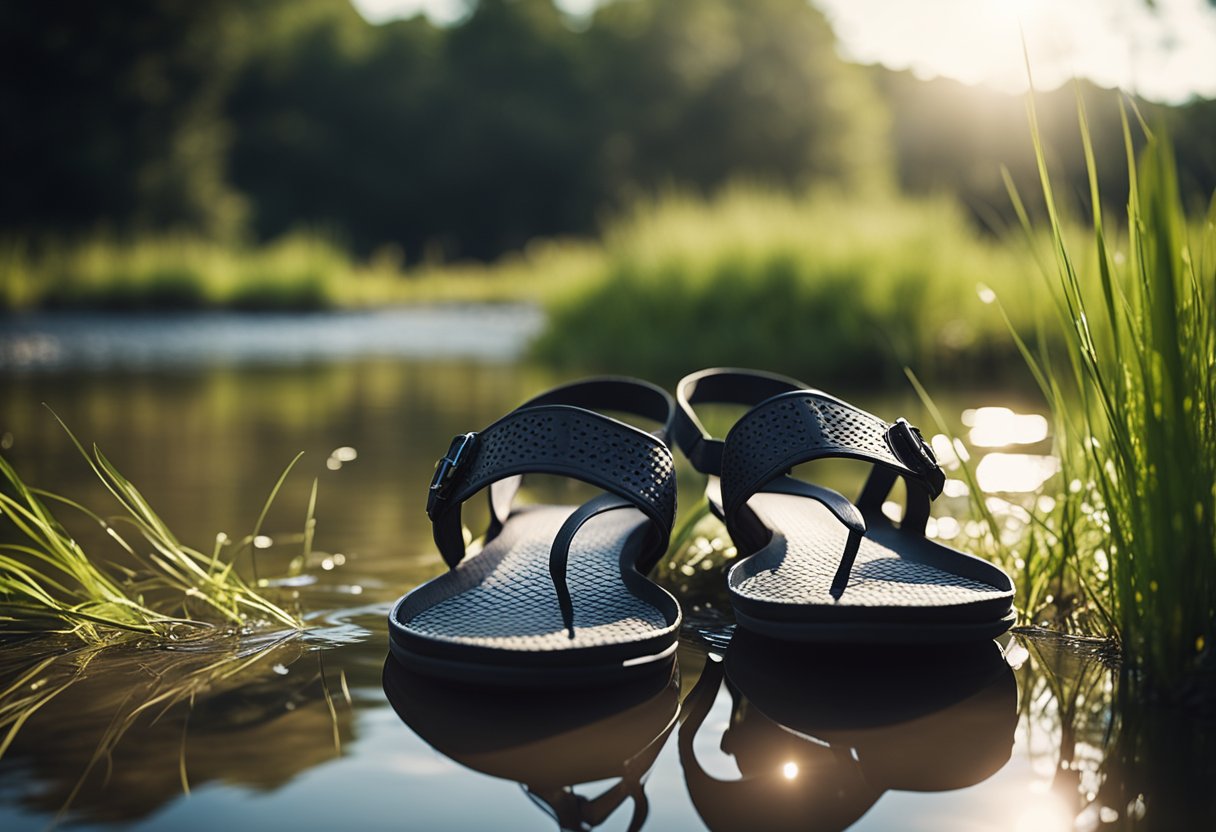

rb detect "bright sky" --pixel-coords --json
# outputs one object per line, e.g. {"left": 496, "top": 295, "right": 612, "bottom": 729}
{"left": 351, "top": 0, "right": 1216, "bottom": 103}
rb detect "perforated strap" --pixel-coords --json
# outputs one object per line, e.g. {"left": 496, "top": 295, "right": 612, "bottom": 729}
{"left": 673, "top": 368, "right": 807, "bottom": 475}
{"left": 425, "top": 380, "right": 677, "bottom": 571}
{"left": 483, "top": 376, "right": 674, "bottom": 539}
{"left": 720, "top": 390, "right": 944, "bottom": 521}
{"left": 519, "top": 376, "right": 675, "bottom": 442}
{"left": 719, "top": 390, "right": 944, "bottom": 597}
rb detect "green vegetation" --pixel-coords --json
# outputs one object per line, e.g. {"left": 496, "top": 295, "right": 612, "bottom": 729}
{"left": 0, "top": 418, "right": 306, "bottom": 643}
{"left": 535, "top": 187, "right": 1038, "bottom": 385}
{"left": 3, "top": 186, "right": 1049, "bottom": 393}
{"left": 3, "top": 0, "right": 888, "bottom": 261}
{"left": 2, "top": 234, "right": 350, "bottom": 311}
{"left": 1005, "top": 101, "right": 1215, "bottom": 698}
{"left": 903, "top": 96, "right": 1216, "bottom": 699}
{"left": 643, "top": 95, "right": 1215, "bottom": 703}
{"left": 4, "top": 1, "right": 1212, "bottom": 263}
{"left": 0, "top": 232, "right": 600, "bottom": 310}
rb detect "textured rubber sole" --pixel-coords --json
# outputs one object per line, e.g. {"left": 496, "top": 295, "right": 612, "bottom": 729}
{"left": 389, "top": 504, "right": 681, "bottom": 686}
{"left": 386, "top": 635, "right": 678, "bottom": 688}
{"left": 733, "top": 608, "right": 1017, "bottom": 644}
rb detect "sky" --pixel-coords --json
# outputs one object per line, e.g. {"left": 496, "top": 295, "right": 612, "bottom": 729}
{"left": 351, "top": 0, "right": 1216, "bottom": 104}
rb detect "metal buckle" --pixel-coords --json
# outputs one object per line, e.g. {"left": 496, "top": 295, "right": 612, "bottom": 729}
{"left": 885, "top": 418, "right": 945, "bottom": 498}
{"left": 426, "top": 432, "right": 478, "bottom": 517}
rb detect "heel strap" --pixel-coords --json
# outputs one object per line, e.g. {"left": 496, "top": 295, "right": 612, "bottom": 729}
{"left": 520, "top": 376, "right": 676, "bottom": 442}
{"left": 673, "top": 368, "right": 807, "bottom": 475}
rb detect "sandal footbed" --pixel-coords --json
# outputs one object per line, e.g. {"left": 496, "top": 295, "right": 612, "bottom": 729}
{"left": 727, "top": 493, "right": 1014, "bottom": 638}
{"left": 389, "top": 504, "right": 681, "bottom": 682}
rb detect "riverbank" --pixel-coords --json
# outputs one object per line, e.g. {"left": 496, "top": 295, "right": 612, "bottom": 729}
{"left": 1, "top": 188, "right": 1062, "bottom": 386}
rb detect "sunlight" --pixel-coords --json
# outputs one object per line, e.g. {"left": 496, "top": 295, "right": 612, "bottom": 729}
{"left": 975, "top": 453, "right": 1060, "bottom": 493}
{"left": 818, "top": 0, "right": 1216, "bottom": 103}
{"left": 963, "top": 407, "right": 1050, "bottom": 447}
{"left": 989, "top": 0, "right": 1038, "bottom": 18}
{"left": 351, "top": 0, "right": 1216, "bottom": 104}
{"left": 782, "top": 761, "right": 799, "bottom": 780}
{"left": 1012, "top": 792, "right": 1071, "bottom": 832}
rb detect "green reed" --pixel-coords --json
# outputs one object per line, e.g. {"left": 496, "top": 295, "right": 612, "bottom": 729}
{"left": 0, "top": 416, "right": 306, "bottom": 642}
{"left": 0, "top": 230, "right": 585, "bottom": 311}
{"left": 534, "top": 188, "right": 1037, "bottom": 386}
{"left": 1006, "top": 90, "right": 1215, "bottom": 697}
{"left": 1, "top": 232, "right": 378, "bottom": 311}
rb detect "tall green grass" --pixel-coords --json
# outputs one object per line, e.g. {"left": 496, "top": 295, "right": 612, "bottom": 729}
{"left": 1, "top": 233, "right": 354, "bottom": 311}
{"left": 0, "top": 231, "right": 592, "bottom": 311}
{"left": 1005, "top": 94, "right": 1215, "bottom": 698}
{"left": 0, "top": 418, "right": 306, "bottom": 643}
{"left": 533, "top": 187, "right": 1044, "bottom": 385}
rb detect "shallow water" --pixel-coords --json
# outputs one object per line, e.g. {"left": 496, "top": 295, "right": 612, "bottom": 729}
{"left": 0, "top": 310, "right": 1209, "bottom": 830}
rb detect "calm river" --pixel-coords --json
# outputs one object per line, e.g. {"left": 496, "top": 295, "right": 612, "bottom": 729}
{"left": 0, "top": 308, "right": 1202, "bottom": 830}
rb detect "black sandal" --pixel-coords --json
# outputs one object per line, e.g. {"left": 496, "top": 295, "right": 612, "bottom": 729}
{"left": 672, "top": 368, "right": 1014, "bottom": 643}
{"left": 388, "top": 377, "right": 682, "bottom": 685}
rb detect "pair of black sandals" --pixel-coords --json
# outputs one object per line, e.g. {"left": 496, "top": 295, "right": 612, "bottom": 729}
{"left": 388, "top": 368, "right": 1014, "bottom": 684}
{"left": 385, "top": 369, "right": 1018, "bottom": 830}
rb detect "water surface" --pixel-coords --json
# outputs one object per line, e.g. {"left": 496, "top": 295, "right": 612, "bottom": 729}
{"left": 0, "top": 309, "right": 1206, "bottom": 830}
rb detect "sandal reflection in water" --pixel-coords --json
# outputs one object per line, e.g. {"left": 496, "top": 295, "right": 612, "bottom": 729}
{"left": 680, "top": 631, "right": 1017, "bottom": 832}
{"left": 381, "top": 658, "right": 679, "bottom": 831}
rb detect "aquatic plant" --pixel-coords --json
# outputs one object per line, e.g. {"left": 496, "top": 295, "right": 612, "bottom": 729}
{"left": 0, "top": 416, "right": 307, "bottom": 643}
{"left": 1004, "top": 90, "right": 1216, "bottom": 697}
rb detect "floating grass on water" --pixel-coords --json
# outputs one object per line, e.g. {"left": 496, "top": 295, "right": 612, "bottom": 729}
{"left": 0, "top": 414, "right": 308, "bottom": 644}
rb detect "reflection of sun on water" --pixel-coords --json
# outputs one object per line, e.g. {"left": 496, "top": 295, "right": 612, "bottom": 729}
{"left": 990, "top": 0, "right": 1039, "bottom": 17}
{"left": 1012, "top": 788, "right": 1071, "bottom": 832}
{"left": 963, "top": 406, "right": 1049, "bottom": 448}
{"left": 945, "top": 405, "right": 1060, "bottom": 494}
{"left": 976, "top": 453, "right": 1060, "bottom": 493}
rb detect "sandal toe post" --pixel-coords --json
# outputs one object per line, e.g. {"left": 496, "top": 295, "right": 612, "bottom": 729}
{"left": 673, "top": 368, "right": 1014, "bottom": 644}
{"left": 388, "top": 377, "right": 682, "bottom": 685}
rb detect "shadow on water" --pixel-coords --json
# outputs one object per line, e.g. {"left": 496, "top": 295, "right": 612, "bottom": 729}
{"left": 678, "top": 632, "right": 1016, "bottom": 832}
{"left": 382, "top": 658, "right": 679, "bottom": 831}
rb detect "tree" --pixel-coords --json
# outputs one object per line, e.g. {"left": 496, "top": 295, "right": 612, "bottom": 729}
{"left": 0, "top": 0, "right": 247, "bottom": 237}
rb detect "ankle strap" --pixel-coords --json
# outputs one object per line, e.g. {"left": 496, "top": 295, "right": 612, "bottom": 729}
{"left": 519, "top": 376, "right": 675, "bottom": 442}
{"left": 673, "top": 368, "right": 807, "bottom": 475}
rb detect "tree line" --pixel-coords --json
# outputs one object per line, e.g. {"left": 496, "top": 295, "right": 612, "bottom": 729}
{"left": 2, "top": 0, "right": 1212, "bottom": 261}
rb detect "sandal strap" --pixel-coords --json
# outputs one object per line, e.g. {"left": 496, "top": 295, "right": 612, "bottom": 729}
{"left": 426, "top": 378, "right": 677, "bottom": 570}
{"left": 518, "top": 376, "right": 675, "bottom": 443}
{"left": 720, "top": 389, "right": 945, "bottom": 521}
{"left": 673, "top": 367, "right": 807, "bottom": 475}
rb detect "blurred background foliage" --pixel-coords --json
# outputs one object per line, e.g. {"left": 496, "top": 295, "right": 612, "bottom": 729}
{"left": 3, "top": 0, "right": 1212, "bottom": 266}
